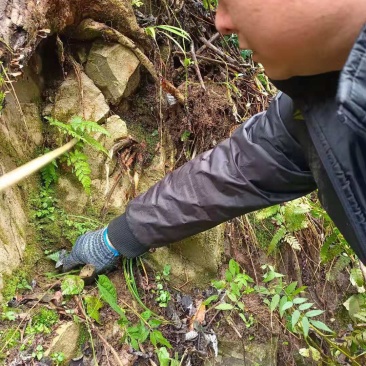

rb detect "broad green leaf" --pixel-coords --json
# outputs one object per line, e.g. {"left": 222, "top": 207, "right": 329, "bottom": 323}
{"left": 61, "top": 275, "right": 84, "bottom": 295}
{"left": 229, "top": 259, "right": 240, "bottom": 276}
{"left": 148, "top": 318, "right": 162, "bottom": 328}
{"left": 284, "top": 282, "right": 298, "bottom": 296}
{"left": 299, "top": 303, "right": 314, "bottom": 311}
{"left": 309, "top": 320, "right": 333, "bottom": 333}
{"left": 270, "top": 294, "right": 280, "bottom": 312}
{"left": 215, "top": 303, "right": 234, "bottom": 311}
{"left": 279, "top": 296, "right": 288, "bottom": 312}
{"left": 227, "top": 292, "right": 238, "bottom": 302}
{"left": 97, "top": 275, "right": 125, "bottom": 318}
{"left": 237, "top": 301, "right": 245, "bottom": 311}
{"left": 150, "top": 330, "right": 172, "bottom": 348}
{"left": 203, "top": 295, "right": 219, "bottom": 306}
{"left": 291, "top": 286, "right": 308, "bottom": 296}
{"left": 84, "top": 295, "right": 103, "bottom": 324}
{"left": 305, "top": 309, "right": 324, "bottom": 318}
{"left": 293, "top": 297, "right": 308, "bottom": 305}
{"left": 291, "top": 310, "right": 301, "bottom": 329}
{"left": 141, "top": 310, "right": 152, "bottom": 320}
{"left": 302, "top": 316, "right": 310, "bottom": 337}
{"left": 280, "top": 301, "right": 293, "bottom": 318}
{"left": 156, "top": 347, "right": 170, "bottom": 366}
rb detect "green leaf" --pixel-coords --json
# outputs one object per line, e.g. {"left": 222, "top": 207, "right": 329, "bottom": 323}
{"left": 97, "top": 275, "right": 125, "bottom": 318}
{"left": 350, "top": 268, "right": 364, "bottom": 288}
{"left": 203, "top": 295, "right": 219, "bottom": 306}
{"left": 61, "top": 275, "right": 84, "bottom": 295}
{"left": 227, "top": 292, "right": 238, "bottom": 303}
{"left": 156, "top": 347, "right": 170, "bottom": 366}
{"left": 268, "top": 226, "right": 286, "bottom": 254}
{"left": 84, "top": 295, "right": 103, "bottom": 324}
{"left": 150, "top": 330, "right": 172, "bottom": 348}
{"left": 309, "top": 320, "right": 333, "bottom": 333}
{"left": 279, "top": 296, "right": 288, "bottom": 313}
{"left": 229, "top": 259, "right": 240, "bottom": 276}
{"left": 141, "top": 310, "right": 151, "bottom": 320}
{"left": 299, "top": 303, "right": 314, "bottom": 311}
{"left": 302, "top": 316, "right": 310, "bottom": 337}
{"left": 291, "top": 310, "right": 301, "bottom": 329}
{"left": 280, "top": 301, "right": 293, "bottom": 318}
{"left": 237, "top": 301, "right": 245, "bottom": 311}
{"left": 305, "top": 309, "right": 324, "bottom": 318}
{"left": 255, "top": 205, "right": 280, "bottom": 220}
{"left": 284, "top": 282, "right": 298, "bottom": 296}
{"left": 270, "top": 294, "right": 280, "bottom": 312}
{"left": 293, "top": 297, "right": 308, "bottom": 305}
{"left": 215, "top": 303, "right": 234, "bottom": 311}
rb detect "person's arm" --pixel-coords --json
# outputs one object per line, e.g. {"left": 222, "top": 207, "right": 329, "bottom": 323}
{"left": 107, "top": 92, "right": 317, "bottom": 257}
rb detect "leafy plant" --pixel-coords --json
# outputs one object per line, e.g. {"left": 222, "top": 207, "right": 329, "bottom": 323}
{"left": 208, "top": 259, "right": 255, "bottom": 328}
{"left": 32, "top": 345, "right": 44, "bottom": 361}
{"left": 61, "top": 275, "right": 85, "bottom": 295}
{"left": 145, "top": 25, "right": 191, "bottom": 54}
{"left": 255, "top": 198, "right": 311, "bottom": 254}
{"left": 154, "top": 265, "right": 172, "bottom": 308}
{"left": 43, "top": 116, "right": 110, "bottom": 193}
{"left": 156, "top": 347, "right": 180, "bottom": 366}
{"left": 97, "top": 274, "right": 172, "bottom": 351}
{"left": 51, "top": 352, "right": 66, "bottom": 365}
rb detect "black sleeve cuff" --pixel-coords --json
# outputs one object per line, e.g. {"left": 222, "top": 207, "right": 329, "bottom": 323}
{"left": 107, "top": 213, "right": 148, "bottom": 258}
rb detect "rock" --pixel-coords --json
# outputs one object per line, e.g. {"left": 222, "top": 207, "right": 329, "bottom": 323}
{"left": 53, "top": 71, "right": 109, "bottom": 123}
{"left": 0, "top": 84, "right": 43, "bottom": 299}
{"left": 146, "top": 225, "right": 224, "bottom": 290}
{"left": 85, "top": 42, "right": 140, "bottom": 106}
{"left": 205, "top": 337, "right": 278, "bottom": 366}
{"left": 85, "top": 115, "right": 128, "bottom": 180}
{"left": 45, "top": 322, "right": 81, "bottom": 362}
{"left": 57, "top": 175, "right": 89, "bottom": 214}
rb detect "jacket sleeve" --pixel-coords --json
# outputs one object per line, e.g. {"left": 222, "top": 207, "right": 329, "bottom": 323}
{"left": 108, "top": 92, "right": 317, "bottom": 257}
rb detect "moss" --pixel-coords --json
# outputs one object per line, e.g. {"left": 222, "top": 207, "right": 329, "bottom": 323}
{"left": 33, "top": 307, "right": 59, "bottom": 328}
{"left": 77, "top": 323, "right": 89, "bottom": 350}
{"left": 249, "top": 213, "right": 277, "bottom": 249}
{"left": 0, "top": 328, "right": 21, "bottom": 350}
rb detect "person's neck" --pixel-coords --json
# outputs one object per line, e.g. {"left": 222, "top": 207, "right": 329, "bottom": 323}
{"left": 322, "top": 3, "right": 366, "bottom": 73}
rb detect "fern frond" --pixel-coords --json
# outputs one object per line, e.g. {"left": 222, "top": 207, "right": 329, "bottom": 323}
{"left": 268, "top": 226, "right": 286, "bottom": 254}
{"left": 41, "top": 160, "right": 58, "bottom": 188}
{"left": 70, "top": 116, "right": 110, "bottom": 136}
{"left": 255, "top": 205, "right": 280, "bottom": 221}
{"left": 326, "top": 255, "right": 351, "bottom": 282}
{"left": 68, "top": 150, "right": 91, "bottom": 194}
{"left": 284, "top": 234, "right": 301, "bottom": 251}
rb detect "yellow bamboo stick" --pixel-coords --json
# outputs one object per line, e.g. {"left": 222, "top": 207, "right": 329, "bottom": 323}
{"left": 0, "top": 138, "right": 78, "bottom": 192}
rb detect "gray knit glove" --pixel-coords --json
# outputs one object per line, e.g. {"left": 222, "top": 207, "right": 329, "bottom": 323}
{"left": 62, "top": 227, "right": 120, "bottom": 274}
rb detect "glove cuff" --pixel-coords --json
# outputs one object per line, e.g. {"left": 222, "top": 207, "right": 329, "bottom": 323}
{"left": 103, "top": 228, "right": 120, "bottom": 257}
{"left": 108, "top": 213, "right": 148, "bottom": 258}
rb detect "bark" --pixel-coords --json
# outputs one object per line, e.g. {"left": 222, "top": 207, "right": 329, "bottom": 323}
{"left": 0, "top": 0, "right": 150, "bottom": 66}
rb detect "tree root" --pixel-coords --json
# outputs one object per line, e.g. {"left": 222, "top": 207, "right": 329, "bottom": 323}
{"left": 72, "top": 19, "right": 185, "bottom": 105}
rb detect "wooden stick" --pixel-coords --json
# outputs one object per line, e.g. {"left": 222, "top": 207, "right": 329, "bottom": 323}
{"left": 199, "top": 36, "right": 238, "bottom": 65}
{"left": 0, "top": 138, "right": 78, "bottom": 192}
{"left": 190, "top": 42, "right": 205, "bottom": 90}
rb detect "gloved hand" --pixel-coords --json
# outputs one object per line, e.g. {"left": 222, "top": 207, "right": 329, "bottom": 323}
{"left": 62, "top": 227, "right": 120, "bottom": 274}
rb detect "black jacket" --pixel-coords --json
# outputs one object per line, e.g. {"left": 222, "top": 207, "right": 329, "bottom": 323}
{"left": 109, "top": 25, "right": 366, "bottom": 264}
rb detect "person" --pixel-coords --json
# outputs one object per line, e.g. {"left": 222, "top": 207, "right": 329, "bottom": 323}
{"left": 63, "top": 0, "right": 366, "bottom": 274}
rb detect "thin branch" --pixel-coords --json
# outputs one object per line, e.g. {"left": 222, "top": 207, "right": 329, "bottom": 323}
{"left": 190, "top": 42, "right": 205, "bottom": 90}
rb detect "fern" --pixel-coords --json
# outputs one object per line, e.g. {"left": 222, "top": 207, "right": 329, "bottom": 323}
{"left": 66, "top": 150, "right": 92, "bottom": 194}
{"left": 326, "top": 255, "right": 351, "bottom": 282}
{"left": 41, "top": 159, "right": 58, "bottom": 188}
{"left": 284, "top": 234, "right": 301, "bottom": 251}
{"left": 44, "top": 116, "right": 109, "bottom": 194}
{"left": 255, "top": 205, "right": 280, "bottom": 221}
{"left": 268, "top": 226, "right": 286, "bottom": 254}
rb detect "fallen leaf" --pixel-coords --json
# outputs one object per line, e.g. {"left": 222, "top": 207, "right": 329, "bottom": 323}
{"left": 189, "top": 301, "right": 206, "bottom": 331}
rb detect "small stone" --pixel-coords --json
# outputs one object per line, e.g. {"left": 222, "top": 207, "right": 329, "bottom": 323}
{"left": 45, "top": 322, "right": 81, "bottom": 362}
